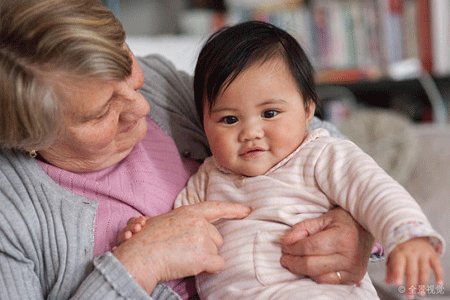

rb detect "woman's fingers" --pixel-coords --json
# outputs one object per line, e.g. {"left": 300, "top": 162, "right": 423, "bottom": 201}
{"left": 169, "top": 201, "right": 250, "bottom": 249}
{"left": 281, "top": 253, "right": 339, "bottom": 276}
{"left": 186, "top": 201, "right": 251, "bottom": 223}
{"left": 114, "top": 200, "right": 251, "bottom": 292}
{"left": 280, "top": 253, "right": 362, "bottom": 285}
{"left": 172, "top": 201, "right": 251, "bottom": 250}
{"left": 203, "top": 253, "right": 226, "bottom": 274}
{"left": 310, "top": 271, "right": 360, "bottom": 285}
{"left": 280, "top": 215, "right": 330, "bottom": 246}
{"left": 281, "top": 228, "right": 336, "bottom": 256}
{"left": 203, "top": 218, "right": 225, "bottom": 248}
{"left": 279, "top": 207, "right": 373, "bottom": 284}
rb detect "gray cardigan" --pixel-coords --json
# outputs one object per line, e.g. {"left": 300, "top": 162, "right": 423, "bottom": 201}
{"left": 0, "top": 54, "right": 342, "bottom": 300}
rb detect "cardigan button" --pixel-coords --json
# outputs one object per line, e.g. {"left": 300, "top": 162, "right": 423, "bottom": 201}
{"left": 182, "top": 150, "right": 191, "bottom": 158}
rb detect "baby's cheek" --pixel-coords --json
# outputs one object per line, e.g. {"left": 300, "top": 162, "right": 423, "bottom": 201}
{"left": 210, "top": 136, "right": 232, "bottom": 158}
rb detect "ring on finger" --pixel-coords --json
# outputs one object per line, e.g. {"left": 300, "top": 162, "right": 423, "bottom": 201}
{"left": 336, "top": 271, "right": 342, "bottom": 283}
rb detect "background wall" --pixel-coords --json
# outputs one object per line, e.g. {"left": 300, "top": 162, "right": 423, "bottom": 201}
{"left": 118, "top": 0, "right": 184, "bottom": 35}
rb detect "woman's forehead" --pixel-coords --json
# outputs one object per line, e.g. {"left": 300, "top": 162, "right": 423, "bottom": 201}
{"left": 55, "top": 75, "right": 114, "bottom": 119}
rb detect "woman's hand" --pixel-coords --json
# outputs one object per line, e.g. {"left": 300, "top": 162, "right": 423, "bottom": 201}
{"left": 280, "top": 207, "right": 374, "bottom": 285}
{"left": 115, "top": 216, "right": 149, "bottom": 246}
{"left": 112, "top": 202, "right": 251, "bottom": 295}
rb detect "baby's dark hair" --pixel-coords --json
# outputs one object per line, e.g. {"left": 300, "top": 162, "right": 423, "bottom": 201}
{"left": 194, "top": 21, "right": 319, "bottom": 124}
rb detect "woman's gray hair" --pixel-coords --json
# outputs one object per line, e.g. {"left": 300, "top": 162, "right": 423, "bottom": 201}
{"left": 0, "top": 0, "right": 132, "bottom": 151}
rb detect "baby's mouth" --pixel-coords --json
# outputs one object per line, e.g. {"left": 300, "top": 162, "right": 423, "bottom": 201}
{"left": 240, "top": 148, "right": 265, "bottom": 159}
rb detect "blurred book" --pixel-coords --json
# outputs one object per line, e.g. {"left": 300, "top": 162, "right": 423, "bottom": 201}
{"left": 430, "top": 0, "right": 450, "bottom": 76}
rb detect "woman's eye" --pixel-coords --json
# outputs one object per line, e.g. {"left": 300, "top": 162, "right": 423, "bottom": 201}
{"left": 221, "top": 116, "right": 238, "bottom": 124}
{"left": 262, "top": 110, "right": 279, "bottom": 118}
{"left": 97, "top": 108, "right": 111, "bottom": 119}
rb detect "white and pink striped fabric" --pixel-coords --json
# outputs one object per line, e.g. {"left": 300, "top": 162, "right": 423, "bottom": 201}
{"left": 175, "top": 128, "right": 443, "bottom": 300}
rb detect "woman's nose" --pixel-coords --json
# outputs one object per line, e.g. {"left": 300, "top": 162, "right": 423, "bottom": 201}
{"left": 120, "top": 90, "right": 150, "bottom": 122}
{"left": 238, "top": 123, "right": 264, "bottom": 142}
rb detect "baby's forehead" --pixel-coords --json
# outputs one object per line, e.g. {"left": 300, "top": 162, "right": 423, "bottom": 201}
{"left": 204, "top": 55, "right": 294, "bottom": 109}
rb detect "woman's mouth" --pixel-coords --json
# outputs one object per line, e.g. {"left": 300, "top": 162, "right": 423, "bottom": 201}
{"left": 124, "top": 120, "right": 138, "bottom": 133}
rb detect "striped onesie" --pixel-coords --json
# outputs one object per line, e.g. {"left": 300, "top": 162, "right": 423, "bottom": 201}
{"left": 174, "top": 128, "right": 444, "bottom": 300}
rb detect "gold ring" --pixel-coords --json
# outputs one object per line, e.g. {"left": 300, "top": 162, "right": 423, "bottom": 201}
{"left": 336, "top": 271, "right": 342, "bottom": 282}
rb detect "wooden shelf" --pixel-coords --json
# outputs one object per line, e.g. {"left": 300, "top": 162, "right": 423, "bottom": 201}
{"left": 318, "top": 76, "right": 450, "bottom": 123}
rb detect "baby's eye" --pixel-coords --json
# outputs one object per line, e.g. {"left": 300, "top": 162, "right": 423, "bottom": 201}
{"left": 221, "top": 116, "right": 238, "bottom": 124}
{"left": 262, "top": 110, "right": 279, "bottom": 118}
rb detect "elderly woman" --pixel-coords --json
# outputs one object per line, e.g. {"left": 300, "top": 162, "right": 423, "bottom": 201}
{"left": 0, "top": 0, "right": 375, "bottom": 299}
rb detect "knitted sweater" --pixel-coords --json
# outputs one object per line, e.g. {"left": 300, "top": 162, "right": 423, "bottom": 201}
{"left": 0, "top": 55, "right": 202, "bottom": 300}
{"left": 37, "top": 117, "right": 197, "bottom": 299}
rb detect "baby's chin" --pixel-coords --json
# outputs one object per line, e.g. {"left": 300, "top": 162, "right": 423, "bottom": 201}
{"left": 233, "top": 166, "right": 271, "bottom": 177}
{"left": 217, "top": 157, "right": 275, "bottom": 177}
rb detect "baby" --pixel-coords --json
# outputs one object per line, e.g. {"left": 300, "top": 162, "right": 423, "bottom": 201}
{"left": 121, "top": 21, "right": 444, "bottom": 299}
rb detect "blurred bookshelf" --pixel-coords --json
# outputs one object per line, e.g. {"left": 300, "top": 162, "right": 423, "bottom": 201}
{"left": 106, "top": 0, "right": 450, "bottom": 123}
{"left": 177, "top": 0, "right": 448, "bottom": 79}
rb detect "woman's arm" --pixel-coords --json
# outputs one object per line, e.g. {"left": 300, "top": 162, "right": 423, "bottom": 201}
{"left": 0, "top": 201, "right": 248, "bottom": 300}
{"left": 0, "top": 151, "right": 160, "bottom": 300}
{"left": 72, "top": 253, "right": 166, "bottom": 300}
{"left": 0, "top": 150, "right": 249, "bottom": 299}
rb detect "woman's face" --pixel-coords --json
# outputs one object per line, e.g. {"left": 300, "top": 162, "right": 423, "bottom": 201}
{"left": 39, "top": 52, "right": 150, "bottom": 172}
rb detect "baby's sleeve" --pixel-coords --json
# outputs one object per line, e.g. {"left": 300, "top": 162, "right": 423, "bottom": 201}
{"left": 313, "top": 138, "right": 445, "bottom": 257}
{"left": 384, "top": 221, "right": 445, "bottom": 257}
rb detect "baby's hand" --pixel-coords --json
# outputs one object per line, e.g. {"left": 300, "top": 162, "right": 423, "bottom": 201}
{"left": 385, "top": 237, "right": 444, "bottom": 299}
{"left": 114, "top": 216, "right": 149, "bottom": 250}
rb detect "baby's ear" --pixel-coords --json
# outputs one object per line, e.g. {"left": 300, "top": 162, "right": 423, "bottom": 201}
{"left": 305, "top": 101, "right": 316, "bottom": 124}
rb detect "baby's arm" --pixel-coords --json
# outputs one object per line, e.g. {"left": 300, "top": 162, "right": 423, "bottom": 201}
{"left": 386, "top": 237, "right": 444, "bottom": 299}
{"left": 312, "top": 138, "right": 445, "bottom": 295}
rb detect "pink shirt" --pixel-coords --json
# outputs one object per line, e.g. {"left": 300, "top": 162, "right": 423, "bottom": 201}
{"left": 38, "top": 116, "right": 199, "bottom": 299}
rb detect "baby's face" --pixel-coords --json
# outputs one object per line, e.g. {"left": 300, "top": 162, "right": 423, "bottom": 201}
{"left": 203, "top": 58, "right": 315, "bottom": 177}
